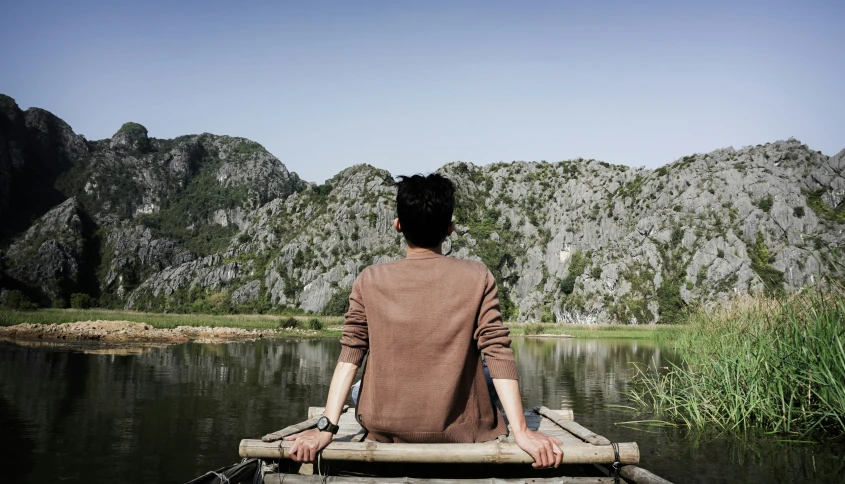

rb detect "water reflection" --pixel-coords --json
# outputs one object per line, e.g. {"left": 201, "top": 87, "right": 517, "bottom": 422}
{"left": 0, "top": 338, "right": 841, "bottom": 484}
{"left": 515, "top": 337, "right": 665, "bottom": 413}
{"left": 0, "top": 340, "right": 340, "bottom": 484}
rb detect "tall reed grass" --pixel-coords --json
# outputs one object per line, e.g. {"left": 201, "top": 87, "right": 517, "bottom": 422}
{"left": 630, "top": 291, "right": 845, "bottom": 439}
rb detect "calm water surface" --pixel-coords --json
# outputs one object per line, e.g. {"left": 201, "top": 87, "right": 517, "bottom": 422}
{"left": 0, "top": 337, "right": 842, "bottom": 483}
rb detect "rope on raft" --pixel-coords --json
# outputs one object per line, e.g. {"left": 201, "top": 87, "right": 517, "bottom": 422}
{"left": 611, "top": 441, "right": 620, "bottom": 484}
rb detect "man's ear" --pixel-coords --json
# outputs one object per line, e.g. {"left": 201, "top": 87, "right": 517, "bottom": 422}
{"left": 447, "top": 221, "right": 455, "bottom": 237}
{"left": 393, "top": 218, "right": 402, "bottom": 233}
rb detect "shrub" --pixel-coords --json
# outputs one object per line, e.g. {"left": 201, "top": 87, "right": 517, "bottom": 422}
{"left": 656, "top": 277, "right": 686, "bottom": 324}
{"left": 307, "top": 318, "right": 324, "bottom": 330}
{"left": 793, "top": 206, "right": 805, "bottom": 218}
{"left": 757, "top": 195, "right": 774, "bottom": 213}
{"left": 322, "top": 288, "right": 350, "bottom": 316}
{"left": 52, "top": 298, "right": 68, "bottom": 309}
{"left": 671, "top": 227, "right": 684, "bottom": 245}
{"left": 523, "top": 322, "right": 545, "bottom": 335}
{"left": 279, "top": 317, "right": 299, "bottom": 329}
{"left": 116, "top": 122, "right": 147, "bottom": 136}
{"left": 748, "top": 232, "right": 784, "bottom": 295}
{"left": 70, "top": 293, "right": 92, "bottom": 309}
{"left": 560, "top": 252, "right": 590, "bottom": 295}
{"left": 2, "top": 290, "right": 37, "bottom": 310}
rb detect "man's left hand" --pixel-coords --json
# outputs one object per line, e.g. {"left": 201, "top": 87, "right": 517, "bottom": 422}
{"left": 283, "top": 429, "right": 334, "bottom": 463}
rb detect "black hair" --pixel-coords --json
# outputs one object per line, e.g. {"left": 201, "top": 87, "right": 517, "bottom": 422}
{"left": 395, "top": 173, "right": 455, "bottom": 248}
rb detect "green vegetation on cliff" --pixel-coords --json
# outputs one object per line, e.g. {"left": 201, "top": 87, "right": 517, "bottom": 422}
{"left": 116, "top": 122, "right": 148, "bottom": 136}
{"left": 805, "top": 188, "right": 845, "bottom": 224}
{"left": 748, "top": 232, "right": 785, "bottom": 296}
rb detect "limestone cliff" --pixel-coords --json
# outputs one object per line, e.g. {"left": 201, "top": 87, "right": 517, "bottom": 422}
{"left": 1, "top": 94, "right": 842, "bottom": 322}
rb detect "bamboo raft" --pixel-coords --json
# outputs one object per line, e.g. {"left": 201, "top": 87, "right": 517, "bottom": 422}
{"left": 188, "top": 406, "right": 672, "bottom": 484}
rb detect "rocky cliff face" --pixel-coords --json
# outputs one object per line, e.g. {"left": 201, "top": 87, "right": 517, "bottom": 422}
{"left": 1, "top": 94, "right": 843, "bottom": 322}
{"left": 1, "top": 198, "right": 97, "bottom": 304}
{"left": 0, "top": 94, "right": 89, "bottom": 236}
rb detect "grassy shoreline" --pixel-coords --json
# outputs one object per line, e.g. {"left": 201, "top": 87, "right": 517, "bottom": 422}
{"left": 509, "top": 321, "right": 681, "bottom": 339}
{"left": 0, "top": 308, "right": 346, "bottom": 337}
{"left": 630, "top": 291, "right": 845, "bottom": 440}
{"left": 0, "top": 308, "right": 675, "bottom": 339}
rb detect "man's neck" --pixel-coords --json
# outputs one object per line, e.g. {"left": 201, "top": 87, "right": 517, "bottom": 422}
{"left": 405, "top": 244, "right": 442, "bottom": 257}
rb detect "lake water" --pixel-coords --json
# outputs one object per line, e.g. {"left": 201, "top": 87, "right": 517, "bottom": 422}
{"left": 0, "top": 337, "right": 842, "bottom": 483}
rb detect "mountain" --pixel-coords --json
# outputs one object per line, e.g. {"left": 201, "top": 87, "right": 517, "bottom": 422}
{"left": 1, "top": 94, "right": 843, "bottom": 323}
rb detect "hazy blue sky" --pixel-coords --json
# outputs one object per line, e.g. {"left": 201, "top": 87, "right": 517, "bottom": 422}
{"left": 2, "top": 0, "right": 843, "bottom": 183}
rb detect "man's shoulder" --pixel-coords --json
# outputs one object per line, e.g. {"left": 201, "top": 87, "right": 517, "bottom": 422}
{"left": 364, "top": 256, "right": 490, "bottom": 278}
{"left": 443, "top": 256, "right": 491, "bottom": 276}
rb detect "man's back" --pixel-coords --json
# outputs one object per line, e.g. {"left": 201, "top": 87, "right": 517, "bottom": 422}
{"left": 286, "top": 173, "right": 562, "bottom": 467}
{"left": 338, "top": 252, "right": 517, "bottom": 443}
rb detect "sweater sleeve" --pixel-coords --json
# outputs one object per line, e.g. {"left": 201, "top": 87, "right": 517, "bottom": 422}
{"left": 339, "top": 275, "right": 368, "bottom": 365}
{"left": 474, "top": 270, "right": 519, "bottom": 380}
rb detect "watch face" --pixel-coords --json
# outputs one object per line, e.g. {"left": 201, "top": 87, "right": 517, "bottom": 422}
{"left": 317, "top": 416, "right": 328, "bottom": 431}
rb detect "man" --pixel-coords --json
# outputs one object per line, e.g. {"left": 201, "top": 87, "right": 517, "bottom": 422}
{"left": 285, "top": 174, "right": 563, "bottom": 468}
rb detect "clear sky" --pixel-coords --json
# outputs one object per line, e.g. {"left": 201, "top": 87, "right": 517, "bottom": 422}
{"left": 2, "top": 0, "right": 843, "bottom": 183}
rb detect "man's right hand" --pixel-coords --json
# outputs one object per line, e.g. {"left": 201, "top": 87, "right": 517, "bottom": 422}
{"left": 284, "top": 429, "right": 334, "bottom": 463}
{"left": 513, "top": 429, "right": 564, "bottom": 468}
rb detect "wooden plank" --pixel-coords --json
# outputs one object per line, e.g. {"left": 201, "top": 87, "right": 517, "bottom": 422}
{"left": 524, "top": 411, "right": 542, "bottom": 431}
{"left": 534, "top": 407, "right": 611, "bottom": 446}
{"left": 264, "top": 406, "right": 349, "bottom": 442}
{"left": 239, "top": 440, "right": 639, "bottom": 465}
{"left": 308, "top": 407, "right": 326, "bottom": 419}
{"left": 620, "top": 465, "right": 674, "bottom": 484}
{"left": 504, "top": 410, "right": 579, "bottom": 444}
{"left": 264, "top": 475, "right": 616, "bottom": 484}
{"left": 336, "top": 410, "right": 364, "bottom": 441}
{"left": 533, "top": 417, "right": 586, "bottom": 445}
{"left": 308, "top": 405, "right": 350, "bottom": 419}
{"left": 553, "top": 408, "right": 575, "bottom": 421}
{"left": 535, "top": 428, "right": 584, "bottom": 444}
{"left": 262, "top": 418, "right": 319, "bottom": 443}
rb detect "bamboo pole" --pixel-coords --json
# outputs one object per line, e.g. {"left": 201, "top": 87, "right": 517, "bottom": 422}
{"left": 264, "top": 406, "right": 349, "bottom": 442}
{"left": 544, "top": 408, "right": 574, "bottom": 421}
{"left": 239, "top": 439, "right": 639, "bottom": 465}
{"left": 264, "top": 476, "right": 616, "bottom": 484}
{"left": 619, "top": 465, "right": 674, "bottom": 484}
{"left": 534, "top": 407, "right": 610, "bottom": 446}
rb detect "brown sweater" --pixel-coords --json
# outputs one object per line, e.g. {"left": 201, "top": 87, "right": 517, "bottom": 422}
{"left": 338, "top": 252, "right": 518, "bottom": 443}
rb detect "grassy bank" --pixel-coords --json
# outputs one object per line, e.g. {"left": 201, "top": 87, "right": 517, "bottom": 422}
{"left": 0, "top": 308, "right": 344, "bottom": 336}
{"left": 511, "top": 321, "right": 681, "bottom": 339}
{"left": 629, "top": 291, "right": 845, "bottom": 439}
{"left": 1, "top": 308, "right": 677, "bottom": 340}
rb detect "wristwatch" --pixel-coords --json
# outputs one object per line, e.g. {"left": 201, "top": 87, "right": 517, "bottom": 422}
{"left": 316, "top": 416, "right": 340, "bottom": 434}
